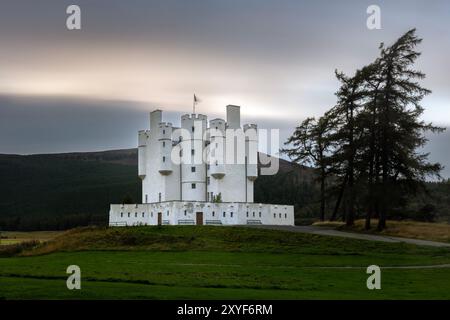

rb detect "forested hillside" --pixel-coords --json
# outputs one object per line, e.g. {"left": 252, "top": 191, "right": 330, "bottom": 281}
{"left": 0, "top": 149, "right": 316, "bottom": 230}
{"left": 0, "top": 149, "right": 448, "bottom": 231}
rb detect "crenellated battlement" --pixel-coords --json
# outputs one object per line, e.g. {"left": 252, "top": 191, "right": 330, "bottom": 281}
{"left": 244, "top": 123, "right": 257, "bottom": 131}
{"left": 181, "top": 113, "right": 207, "bottom": 121}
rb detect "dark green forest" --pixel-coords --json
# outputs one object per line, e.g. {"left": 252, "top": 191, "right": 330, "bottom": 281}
{"left": 0, "top": 148, "right": 448, "bottom": 230}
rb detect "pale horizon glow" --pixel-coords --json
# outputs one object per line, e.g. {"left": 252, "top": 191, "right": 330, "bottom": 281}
{"left": 0, "top": 0, "right": 449, "bottom": 177}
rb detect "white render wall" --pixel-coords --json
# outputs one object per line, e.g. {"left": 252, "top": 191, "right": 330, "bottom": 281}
{"left": 109, "top": 201, "right": 295, "bottom": 226}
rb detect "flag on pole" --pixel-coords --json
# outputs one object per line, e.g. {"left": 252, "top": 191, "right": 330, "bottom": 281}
{"left": 193, "top": 94, "right": 201, "bottom": 113}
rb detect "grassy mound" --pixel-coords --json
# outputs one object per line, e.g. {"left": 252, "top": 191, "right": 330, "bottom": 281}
{"left": 1, "top": 225, "right": 448, "bottom": 259}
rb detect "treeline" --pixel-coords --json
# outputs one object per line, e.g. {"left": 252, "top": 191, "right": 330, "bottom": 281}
{"left": 283, "top": 29, "right": 445, "bottom": 230}
{"left": 0, "top": 214, "right": 107, "bottom": 231}
{"left": 254, "top": 164, "right": 319, "bottom": 225}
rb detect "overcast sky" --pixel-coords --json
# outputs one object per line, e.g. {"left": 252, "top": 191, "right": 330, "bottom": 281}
{"left": 0, "top": 0, "right": 449, "bottom": 177}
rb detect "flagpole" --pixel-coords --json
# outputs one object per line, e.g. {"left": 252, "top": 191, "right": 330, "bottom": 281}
{"left": 193, "top": 95, "right": 195, "bottom": 114}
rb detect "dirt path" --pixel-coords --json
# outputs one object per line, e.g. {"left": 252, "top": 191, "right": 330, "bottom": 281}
{"left": 244, "top": 225, "right": 450, "bottom": 248}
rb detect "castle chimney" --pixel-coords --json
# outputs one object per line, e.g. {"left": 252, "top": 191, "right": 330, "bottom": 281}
{"left": 226, "top": 105, "right": 240, "bottom": 129}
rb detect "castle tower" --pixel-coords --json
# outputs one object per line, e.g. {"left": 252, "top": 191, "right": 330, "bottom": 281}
{"left": 180, "top": 113, "right": 207, "bottom": 201}
{"left": 140, "top": 109, "right": 180, "bottom": 203}
{"left": 244, "top": 123, "right": 258, "bottom": 202}
{"left": 138, "top": 106, "right": 257, "bottom": 204}
{"left": 206, "top": 118, "right": 226, "bottom": 202}
{"left": 138, "top": 130, "right": 148, "bottom": 180}
{"left": 158, "top": 122, "right": 173, "bottom": 175}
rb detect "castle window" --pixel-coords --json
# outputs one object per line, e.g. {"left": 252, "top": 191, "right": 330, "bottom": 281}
{"left": 180, "top": 149, "right": 183, "bottom": 157}
{"left": 191, "top": 166, "right": 196, "bottom": 172}
{"left": 151, "top": 212, "right": 153, "bottom": 217}
{"left": 162, "top": 156, "right": 166, "bottom": 162}
{"left": 259, "top": 212, "right": 262, "bottom": 218}
{"left": 135, "top": 212, "right": 137, "bottom": 218}
{"left": 184, "top": 210, "right": 187, "bottom": 216}
{"left": 191, "top": 183, "right": 196, "bottom": 189}
{"left": 192, "top": 126, "right": 195, "bottom": 132}
{"left": 142, "top": 212, "right": 145, "bottom": 218}
{"left": 230, "top": 212, "right": 233, "bottom": 218}
{"left": 207, "top": 177, "right": 210, "bottom": 185}
{"left": 285, "top": 213, "right": 287, "bottom": 218}
{"left": 223, "top": 212, "right": 226, "bottom": 217}
{"left": 252, "top": 212, "right": 255, "bottom": 217}
{"left": 167, "top": 211, "right": 170, "bottom": 216}
{"left": 145, "top": 194, "right": 148, "bottom": 203}
{"left": 246, "top": 212, "right": 248, "bottom": 217}
{"left": 212, "top": 211, "right": 215, "bottom": 217}
{"left": 163, "top": 141, "right": 165, "bottom": 147}
{"left": 207, "top": 164, "right": 210, "bottom": 170}
{"left": 273, "top": 213, "right": 276, "bottom": 218}
{"left": 120, "top": 212, "right": 123, "bottom": 218}
{"left": 163, "top": 129, "right": 165, "bottom": 134}
{"left": 128, "top": 212, "right": 130, "bottom": 218}
{"left": 158, "top": 193, "right": 161, "bottom": 202}
{"left": 279, "top": 213, "right": 282, "bottom": 218}
{"left": 191, "top": 149, "right": 195, "bottom": 155}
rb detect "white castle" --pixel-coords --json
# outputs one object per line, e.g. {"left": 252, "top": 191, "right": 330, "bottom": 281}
{"left": 109, "top": 105, "right": 294, "bottom": 226}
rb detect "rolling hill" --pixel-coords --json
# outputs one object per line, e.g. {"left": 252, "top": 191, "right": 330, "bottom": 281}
{"left": 1, "top": 225, "right": 450, "bottom": 299}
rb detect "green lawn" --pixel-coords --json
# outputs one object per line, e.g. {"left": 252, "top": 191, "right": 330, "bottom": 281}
{"left": 0, "top": 226, "right": 449, "bottom": 299}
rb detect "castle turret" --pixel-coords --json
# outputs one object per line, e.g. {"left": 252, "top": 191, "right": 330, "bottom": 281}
{"left": 150, "top": 109, "right": 162, "bottom": 132}
{"left": 138, "top": 130, "right": 148, "bottom": 179}
{"left": 180, "top": 113, "right": 207, "bottom": 201}
{"left": 158, "top": 122, "right": 173, "bottom": 175}
{"left": 244, "top": 124, "right": 258, "bottom": 181}
{"left": 209, "top": 118, "right": 226, "bottom": 179}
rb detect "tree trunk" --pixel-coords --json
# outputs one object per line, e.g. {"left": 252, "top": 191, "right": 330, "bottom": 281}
{"left": 378, "top": 67, "right": 392, "bottom": 231}
{"left": 366, "top": 95, "right": 378, "bottom": 230}
{"left": 331, "top": 174, "right": 348, "bottom": 221}
{"left": 320, "top": 166, "right": 326, "bottom": 221}
{"left": 346, "top": 102, "right": 355, "bottom": 227}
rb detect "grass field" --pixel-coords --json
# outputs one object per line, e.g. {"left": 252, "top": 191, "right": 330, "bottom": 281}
{"left": 0, "top": 226, "right": 449, "bottom": 299}
{"left": 313, "top": 219, "right": 450, "bottom": 243}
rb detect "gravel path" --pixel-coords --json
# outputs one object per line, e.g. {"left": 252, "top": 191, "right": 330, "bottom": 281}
{"left": 244, "top": 225, "right": 450, "bottom": 248}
